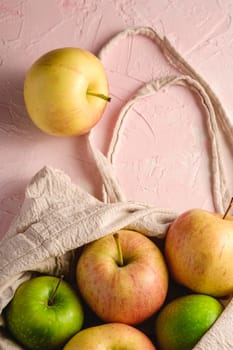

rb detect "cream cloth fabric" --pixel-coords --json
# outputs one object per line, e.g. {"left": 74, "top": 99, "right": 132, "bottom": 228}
{"left": 0, "top": 27, "right": 233, "bottom": 349}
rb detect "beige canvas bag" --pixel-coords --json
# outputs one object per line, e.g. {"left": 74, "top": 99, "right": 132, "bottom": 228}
{"left": 0, "top": 26, "right": 233, "bottom": 349}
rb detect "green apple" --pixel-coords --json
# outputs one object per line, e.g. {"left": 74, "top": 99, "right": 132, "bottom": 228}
{"left": 24, "top": 47, "right": 110, "bottom": 136}
{"left": 165, "top": 207, "right": 233, "bottom": 296}
{"left": 5, "top": 275, "right": 84, "bottom": 350}
{"left": 155, "top": 294, "right": 223, "bottom": 350}
{"left": 63, "top": 322, "right": 156, "bottom": 350}
{"left": 76, "top": 229, "right": 168, "bottom": 325}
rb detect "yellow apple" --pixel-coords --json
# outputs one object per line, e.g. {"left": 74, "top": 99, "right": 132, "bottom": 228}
{"left": 24, "top": 47, "right": 110, "bottom": 136}
{"left": 165, "top": 208, "right": 233, "bottom": 297}
{"left": 63, "top": 323, "right": 156, "bottom": 350}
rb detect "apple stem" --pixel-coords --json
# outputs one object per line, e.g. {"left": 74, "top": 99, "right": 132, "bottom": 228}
{"left": 113, "top": 232, "right": 124, "bottom": 267}
{"left": 48, "top": 275, "right": 64, "bottom": 306}
{"left": 222, "top": 197, "right": 233, "bottom": 219}
{"left": 87, "top": 91, "right": 111, "bottom": 102}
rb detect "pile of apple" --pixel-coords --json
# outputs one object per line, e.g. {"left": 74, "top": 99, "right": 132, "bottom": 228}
{"left": 4, "top": 48, "right": 233, "bottom": 349}
{"left": 5, "top": 202, "right": 233, "bottom": 349}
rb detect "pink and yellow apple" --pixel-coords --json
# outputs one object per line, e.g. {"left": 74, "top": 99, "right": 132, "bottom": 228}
{"left": 165, "top": 208, "right": 233, "bottom": 297}
{"left": 24, "top": 47, "right": 110, "bottom": 136}
{"left": 63, "top": 323, "right": 156, "bottom": 350}
{"left": 76, "top": 229, "right": 168, "bottom": 325}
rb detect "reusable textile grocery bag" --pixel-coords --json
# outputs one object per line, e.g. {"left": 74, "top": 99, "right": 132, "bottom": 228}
{"left": 0, "top": 27, "right": 233, "bottom": 349}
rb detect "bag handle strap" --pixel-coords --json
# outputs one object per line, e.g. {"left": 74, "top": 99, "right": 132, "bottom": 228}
{"left": 88, "top": 26, "right": 232, "bottom": 214}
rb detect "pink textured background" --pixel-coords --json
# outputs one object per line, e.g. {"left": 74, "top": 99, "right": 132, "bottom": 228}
{"left": 1, "top": 0, "right": 233, "bottom": 240}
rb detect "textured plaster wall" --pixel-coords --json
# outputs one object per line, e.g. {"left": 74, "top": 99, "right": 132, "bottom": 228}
{"left": 1, "top": 0, "right": 233, "bottom": 239}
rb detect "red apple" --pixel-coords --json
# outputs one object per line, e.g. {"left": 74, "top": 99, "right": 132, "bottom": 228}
{"left": 76, "top": 229, "right": 168, "bottom": 324}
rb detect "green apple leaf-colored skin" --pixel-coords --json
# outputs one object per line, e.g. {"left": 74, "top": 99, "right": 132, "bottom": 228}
{"left": 76, "top": 229, "right": 168, "bottom": 325}
{"left": 155, "top": 294, "right": 223, "bottom": 350}
{"left": 165, "top": 209, "right": 233, "bottom": 297}
{"left": 63, "top": 323, "right": 157, "bottom": 350}
{"left": 24, "top": 47, "right": 109, "bottom": 136}
{"left": 5, "top": 276, "right": 84, "bottom": 350}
